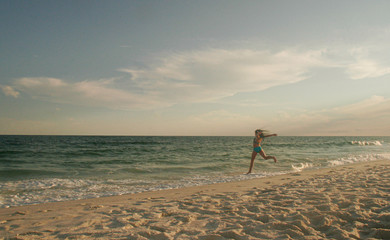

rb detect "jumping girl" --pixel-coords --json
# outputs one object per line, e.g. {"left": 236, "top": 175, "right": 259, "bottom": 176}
{"left": 247, "top": 129, "right": 277, "bottom": 174}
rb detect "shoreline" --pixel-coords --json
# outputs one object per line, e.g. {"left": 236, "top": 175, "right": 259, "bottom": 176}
{"left": 1, "top": 160, "right": 389, "bottom": 239}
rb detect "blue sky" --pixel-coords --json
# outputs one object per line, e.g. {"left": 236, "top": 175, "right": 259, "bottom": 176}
{"left": 1, "top": 0, "right": 390, "bottom": 136}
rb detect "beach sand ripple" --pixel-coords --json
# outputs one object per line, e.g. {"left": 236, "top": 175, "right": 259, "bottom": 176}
{"left": 1, "top": 160, "right": 389, "bottom": 239}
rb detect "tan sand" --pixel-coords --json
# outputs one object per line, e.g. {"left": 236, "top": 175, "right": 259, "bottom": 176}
{"left": 1, "top": 160, "right": 389, "bottom": 240}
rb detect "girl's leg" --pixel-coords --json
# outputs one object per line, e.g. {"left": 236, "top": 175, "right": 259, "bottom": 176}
{"left": 260, "top": 150, "right": 277, "bottom": 163}
{"left": 247, "top": 151, "right": 257, "bottom": 174}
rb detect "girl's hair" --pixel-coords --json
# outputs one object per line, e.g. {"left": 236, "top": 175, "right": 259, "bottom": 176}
{"left": 255, "top": 129, "right": 270, "bottom": 135}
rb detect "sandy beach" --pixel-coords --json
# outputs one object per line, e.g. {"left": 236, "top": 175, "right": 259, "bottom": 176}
{"left": 1, "top": 160, "right": 389, "bottom": 239}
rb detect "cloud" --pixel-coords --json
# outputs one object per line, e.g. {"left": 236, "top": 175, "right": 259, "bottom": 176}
{"left": 332, "top": 95, "right": 390, "bottom": 119}
{"left": 10, "top": 48, "right": 328, "bottom": 109}
{"left": 118, "top": 48, "right": 329, "bottom": 104}
{"left": 12, "top": 77, "right": 161, "bottom": 109}
{"left": 73, "top": 79, "right": 161, "bottom": 108}
{"left": 345, "top": 48, "right": 390, "bottom": 79}
{"left": 346, "top": 58, "right": 390, "bottom": 79}
{"left": 0, "top": 85, "right": 19, "bottom": 98}
{"left": 9, "top": 46, "right": 389, "bottom": 110}
{"left": 16, "top": 77, "right": 66, "bottom": 88}
{"left": 15, "top": 77, "right": 68, "bottom": 99}
{"left": 116, "top": 47, "right": 389, "bottom": 109}
{"left": 272, "top": 96, "right": 390, "bottom": 135}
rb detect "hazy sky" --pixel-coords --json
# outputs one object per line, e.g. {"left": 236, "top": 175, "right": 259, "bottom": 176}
{"left": 1, "top": 0, "right": 390, "bottom": 136}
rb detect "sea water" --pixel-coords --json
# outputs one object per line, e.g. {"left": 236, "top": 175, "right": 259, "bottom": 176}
{"left": 1, "top": 135, "right": 389, "bottom": 208}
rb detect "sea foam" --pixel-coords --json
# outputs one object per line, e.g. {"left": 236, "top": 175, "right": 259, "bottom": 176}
{"left": 291, "top": 162, "right": 313, "bottom": 172}
{"left": 351, "top": 140, "right": 382, "bottom": 146}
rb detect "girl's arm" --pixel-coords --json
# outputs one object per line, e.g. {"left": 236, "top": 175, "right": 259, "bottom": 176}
{"left": 264, "top": 133, "right": 277, "bottom": 138}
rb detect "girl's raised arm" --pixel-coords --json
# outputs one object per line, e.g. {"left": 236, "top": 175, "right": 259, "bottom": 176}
{"left": 264, "top": 133, "right": 277, "bottom": 138}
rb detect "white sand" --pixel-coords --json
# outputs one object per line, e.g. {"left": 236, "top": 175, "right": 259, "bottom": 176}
{"left": 1, "top": 160, "right": 389, "bottom": 239}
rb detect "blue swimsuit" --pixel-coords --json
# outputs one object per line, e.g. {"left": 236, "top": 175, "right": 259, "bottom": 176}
{"left": 254, "top": 146, "right": 262, "bottom": 153}
{"left": 253, "top": 135, "right": 264, "bottom": 153}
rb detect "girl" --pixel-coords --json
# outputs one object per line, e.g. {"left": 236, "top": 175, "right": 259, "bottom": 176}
{"left": 247, "top": 129, "right": 277, "bottom": 174}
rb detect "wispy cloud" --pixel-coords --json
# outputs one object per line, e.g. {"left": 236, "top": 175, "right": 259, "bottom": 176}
{"left": 272, "top": 96, "right": 390, "bottom": 135}
{"left": 333, "top": 95, "right": 390, "bottom": 119}
{"left": 7, "top": 46, "right": 390, "bottom": 110}
{"left": 16, "top": 77, "right": 66, "bottom": 88}
{"left": 344, "top": 47, "right": 390, "bottom": 79}
{"left": 118, "top": 48, "right": 329, "bottom": 104}
{"left": 12, "top": 77, "right": 161, "bottom": 109}
{"left": 8, "top": 48, "right": 329, "bottom": 109}
{"left": 0, "top": 85, "right": 19, "bottom": 98}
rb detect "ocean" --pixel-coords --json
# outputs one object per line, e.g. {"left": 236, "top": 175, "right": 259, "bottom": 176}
{"left": 1, "top": 135, "right": 389, "bottom": 208}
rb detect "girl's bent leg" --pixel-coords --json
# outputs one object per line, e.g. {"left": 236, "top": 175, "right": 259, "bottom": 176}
{"left": 260, "top": 150, "right": 277, "bottom": 163}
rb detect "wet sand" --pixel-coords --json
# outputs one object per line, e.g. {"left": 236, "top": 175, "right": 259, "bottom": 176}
{"left": 1, "top": 160, "right": 389, "bottom": 239}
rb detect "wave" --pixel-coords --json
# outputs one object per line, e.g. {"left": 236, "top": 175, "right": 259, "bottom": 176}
{"left": 327, "top": 153, "right": 389, "bottom": 167}
{"left": 0, "top": 172, "right": 286, "bottom": 208}
{"left": 350, "top": 140, "right": 382, "bottom": 146}
{"left": 291, "top": 162, "right": 313, "bottom": 172}
{"left": 269, "top": 138, "right": 385, "bottom": 149}
{"left": 0, "top": 169, "right": 66, "bottom": 181}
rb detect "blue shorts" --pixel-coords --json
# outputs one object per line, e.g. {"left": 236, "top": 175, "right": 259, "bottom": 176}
{"left": 254, "top": 146, "right": 262, "bottom": 153}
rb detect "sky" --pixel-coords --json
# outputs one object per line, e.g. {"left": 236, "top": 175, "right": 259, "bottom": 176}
{"left": 1, "top": 0, "right": 390, "bottom": 136}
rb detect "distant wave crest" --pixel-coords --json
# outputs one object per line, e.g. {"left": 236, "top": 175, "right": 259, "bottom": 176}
{"left": 350, "top": 140, "right": 382, "bottom": 146}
